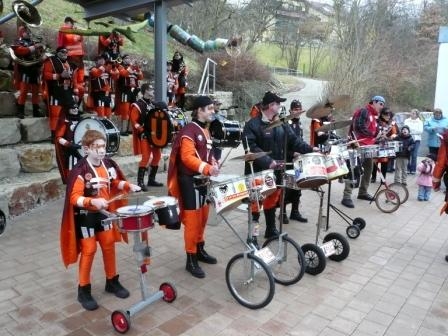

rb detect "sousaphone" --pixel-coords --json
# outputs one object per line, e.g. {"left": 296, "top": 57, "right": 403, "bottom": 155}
{"left": 9, "top": 0, "right": 45, "bottom": 66}
{"left": 13, "top": 0, "right": 42, "bottom": 27}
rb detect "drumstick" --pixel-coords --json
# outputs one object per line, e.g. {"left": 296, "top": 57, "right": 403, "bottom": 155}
{"left": 218, "top": 148, "right": 233, "bottom": 169}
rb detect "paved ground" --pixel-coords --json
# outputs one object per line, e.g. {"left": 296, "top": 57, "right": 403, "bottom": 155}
{"left": 2, "top": 140, "right": 448, "bottom": 336}
{"left": 2, "top": 84, "right": 448, "bottom": 335}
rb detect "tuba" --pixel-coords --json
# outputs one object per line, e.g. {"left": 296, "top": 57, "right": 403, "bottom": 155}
{"left": 9, "top": 0, "right": 46, "bottom": 66}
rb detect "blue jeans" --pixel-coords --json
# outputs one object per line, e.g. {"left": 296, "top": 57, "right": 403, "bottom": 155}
{"left": 418, "top": 185, "right": 431, "bottom": 201}
{"left": 407, "top": 140, "right": 420, "bottom": 173}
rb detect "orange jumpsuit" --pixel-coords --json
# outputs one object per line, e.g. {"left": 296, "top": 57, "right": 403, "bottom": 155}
{"left": 42, "top": 56, "right": 75, "bottom": 132}
{"left": 98, "top": 33, "right": 123, "bottom": 61}
{"left": 115, "top": 64, "right": 143, "bottom": 122}
{"left": 57, "top": 23, "right": 84, "bottom": 66}
{"left": 89, "top": 63, "right": 119, "bottom": 117}
{"left": 129, "top": 99, "right": 162, "bottom": 168}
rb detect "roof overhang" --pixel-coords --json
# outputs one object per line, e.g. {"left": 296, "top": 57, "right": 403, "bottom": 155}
{"left": 73, "top": 0, "right": 196, "bottom": 21}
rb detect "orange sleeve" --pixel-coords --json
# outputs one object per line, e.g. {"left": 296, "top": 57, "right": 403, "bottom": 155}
{"left": 14, "top": 45, "right": 32, "bottom": 57}
{"left": 70, "top": 176, "right": 96, "bottom": 210}
{"left": 42, "top": 60, "right": 57, "bottom": 81}
{"left": 434, "top": 142, "right": 447, "bottom": 181}
{"left": 129, "top": 105, "right": 143, "bottom": 132}
{"left": 179, "top": 137, "right": 212, "bottom": 175}
{"left": 89, "top": 67, "right": 101, "bottom": 79}
{"left": 99, "top": 35, "right": 110, "bottom": 47}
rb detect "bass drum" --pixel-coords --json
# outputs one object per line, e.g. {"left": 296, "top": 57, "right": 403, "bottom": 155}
{"left": 209, "top": 116, "right": 241, "bottom": 148}
{"left": 73, "top": 117, "right": 120, "bottom": 157}
{"left": 145, "top": 107, "right": 188, "bottom": 148}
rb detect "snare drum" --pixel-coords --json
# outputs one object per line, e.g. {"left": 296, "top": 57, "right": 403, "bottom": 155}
{"left": 73, "top": 117, "right": 120, "bottom": 157}
{"left": 209, "top": 117, "right": 242, "bottom": 148}
{"left": 115, "top": 205, "right": 154, "bottom": 232}
{"left": 193, "top": 175, "right": 210, "bottom": 188}
{"left": 325, "top": 154, "right": 349, "bottom": 180}
{"left": 245, "top": 170, "right": 277, "bottom": 198}
{"left": 386, "top": 141, "right": 403, "bottom": 153}
{"left": 144, "top": 196, "right": 180, "bottom": 230}
{"left": 209, "top": 175, "right": 249, "bottom": 214}
{"left": 330, "top": 144, "right": 350, "bottom": 160}
{"left": 359, "top": 145, "right": 379, "bottom": 160}
{"left": 294, "top": 153, "right": 328, "bottom": 188}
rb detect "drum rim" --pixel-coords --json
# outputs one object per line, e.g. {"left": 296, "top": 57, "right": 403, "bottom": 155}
{"left": 144, "top": 196, "right": 177, "bottom": 207}
{"left": 116, "top": 205, "right": 154, "bottom": 215}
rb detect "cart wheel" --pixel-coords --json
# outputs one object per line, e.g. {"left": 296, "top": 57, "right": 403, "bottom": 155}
{"left": 352, "top": 217, "right": 366, "bottom": 230}
{"left": 375, "top": 189, "right": 400, "bottom": 213}
{"left": 0, "top": 210, "right": 6, "bottom": 236}
{"left": 323, "top": 232, "right": 350, "bottom": 262}
{"left": 346, "top": 225, "right": 360, "bottom": 239}
{"left": 389, "top": 182, "right": 409, "bottom": 204}
{"left": 160, "top": 282, "right": 177, "bottom": 303}
{"left": 111, "top": 310, "right": 131, "bottom": 334}
{"left": 301, "top": 243, "right": 326, "bottom": 275}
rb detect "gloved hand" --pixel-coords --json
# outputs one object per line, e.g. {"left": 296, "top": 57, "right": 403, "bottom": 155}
{"left": 91, "top": 198, "right": 108, "bottom": 210}
{"left": 209, "top": 165, "right": 219, "bottom": 177}
{"left": 129, "top": 184, "right": 141, "bottom": 192}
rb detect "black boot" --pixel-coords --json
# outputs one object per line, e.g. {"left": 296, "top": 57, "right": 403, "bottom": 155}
{"left": 32, "top": 104, "right": 43, "bottom": 117}
{"left": 196, "top": 242, "right": 217, "bottom": 264}
{"left": 264, "top": 208, "right": 279, "bottom": 238}
{"left": 147, "top": 165, "right": 163, "bottom": 187}
{"left": 290, "top": 201, "right": 308, "bottom": 222}
{"left": 280, "top": 207, "right": 289, "bottom": 224}
{"left": 16, "top": 104, "right": 25, "bottom": 119}
{"left": 186, "top": 253, "right": 205, "bottom": 278}
{"left": 371, "top": 166, "right": 377, "bottom": 183}
{"left": 105, "top": 274, "right": 130, "bottom": 298}
{"left": 252, "top": 211, "right": 260, "bottom": 223}
{"left": 137, "top": 167, "right": 149, "bottom": 192}
{"left": 77, "top": 284, "right": 99, "bottom": 311}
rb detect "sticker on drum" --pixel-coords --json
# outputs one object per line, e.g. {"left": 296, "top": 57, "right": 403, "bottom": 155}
{"left": 115, "top": 205, "right": 154, "bottom": 232}
{"left": 73, "top": 117, "right": 120, "bottom": 157}
{"left": 325, "top": 155, "right": 349, "bottom": 180}
{"left": 330, "top": 145, "right": 350, "bottom": 160}
{"left": 144, "top": 196, "right": 180, "bottom": 230}
{"left": 386, "top": 141, "right": 403, "bottom": 152}
{"left": 359, "top": 145, "right": 379, "bottom": 160}
{"left": 295, "top": 153, "right": 328, "bottom": 188}
{"left": 209, "top": 176, "right": 249, "bottom": 214}
{"left": 245, "top": 169, "right": 277, "bottom": 197}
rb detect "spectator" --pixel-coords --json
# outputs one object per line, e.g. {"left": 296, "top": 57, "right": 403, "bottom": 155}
{"left": 404, "top": 109, "right": 423, "bottom": 174}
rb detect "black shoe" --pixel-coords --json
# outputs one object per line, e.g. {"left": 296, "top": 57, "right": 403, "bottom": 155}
{"left": 105, "top": 275, "right": 130, "bottom": 298}
{"left": 147, "top": 179, "right": 164, "bottom": 187}
{"left": 186, "top": 253, "right": 205, "bottom": 278}
{"left": 357, "top": 194, "right": 375, "bottom": 201}
{"left": 78, "top": 284, "right": 99, "bottom": 311}
{"left": 341, "top": 198, "right": 355, "bottom": 208}
{"left": 264, "top": 228, "right": 279, "bottom": 239}
{"left": 445, "top": 255, "right": 448, "bottom": 263}
{"left": 196, "top": 242, "right": 217, "bottom": 264}
{"left": 290, "top": 211, "right": 308, "bottom": 223}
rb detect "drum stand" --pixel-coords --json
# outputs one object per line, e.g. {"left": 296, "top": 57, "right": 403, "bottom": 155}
{"left": 110, "top": 228, "right": 177, "bottom": 334}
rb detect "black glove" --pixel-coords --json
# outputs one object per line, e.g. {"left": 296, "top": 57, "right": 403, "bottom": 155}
{"left": 67, "top": 143, "right": 82, "bottom": 158}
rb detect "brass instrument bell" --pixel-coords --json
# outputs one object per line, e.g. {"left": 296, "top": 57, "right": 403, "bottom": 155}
{"left": 12, "top": 0, "right": 42, "bottom": 27}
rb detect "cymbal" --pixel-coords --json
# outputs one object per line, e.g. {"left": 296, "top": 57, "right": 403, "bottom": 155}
{"left": 306, "top": 103, "right": 333, "bottom": 119}
{"left": 265, "top": 111, "right": 306, "bottom": 130}
{"left": 326, "top": 95, "right": 351, "bottom": 109}
{"left": 230, "top": 151, "right": 271, "bottom": 161}
{"left": 316, "top": 119, "right": 352, "bottom": 132}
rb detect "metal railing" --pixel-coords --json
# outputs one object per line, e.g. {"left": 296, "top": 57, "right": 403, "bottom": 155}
{"left": 197, "top": 58, "right": 217, "bottom": 95}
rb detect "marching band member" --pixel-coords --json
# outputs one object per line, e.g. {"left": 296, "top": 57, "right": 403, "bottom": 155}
{"left": 310, "top": 110, "right": 334, "bottom": 148}
{"left": 57, "top": 16, "right": 85, "bottom": 65}
{"left": 60, "top": 129, "right": 141, "bottom": 311}
{"left": 167, "top": 95, "right": 219, "bottom": 278}
{"left": 42, "top": 46, "right": 77, "bottom": 139}
{"left": 98, "top": 31, "right": 124, "bottom": 62}
{"left": 285, "top": 99, "right": 308, "bottom": 223}
{"left": 54, "top": 104, "right": 82, "bottom": 184}
{"left": 89, "top": 54, "right": 119, "bottom": 118}
{"left": 166, "top": 61, "right": 178, "bottom": 107}
{"left": 341, "top": 95, "right": 384, "bottom": 208}
{"left": 115, "top": 54, "right": 143, "bottom": 136}
{"left": 242, "top": 92, "right": 315, "bottom": 244}
{"left": 12, "top": 25, "right": 44, "bottom": 118}
{"left": 129, "top": 83, "right": 162, "bottom": 191}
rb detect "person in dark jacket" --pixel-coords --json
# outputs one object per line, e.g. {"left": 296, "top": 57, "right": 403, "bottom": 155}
{"left": 243, "top": 91, "right": 316, "bottom": 244}
{"left": 394, "top": 125, "right": 415, "bottom": 186}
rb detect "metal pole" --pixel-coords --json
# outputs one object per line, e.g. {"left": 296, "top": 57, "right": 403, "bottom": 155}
{"left": 154, "top": 1, "right": 167, "bottom": 103}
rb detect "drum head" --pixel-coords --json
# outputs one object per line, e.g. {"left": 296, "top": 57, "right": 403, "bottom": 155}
{"left": 144, "top": 196, "right": 177, "bottom": 209}
{"left": 73, "top": 117, "right": 120, "bottom": 157}
{"left": 116, "top": 205, "right": 153, "bottom": 216}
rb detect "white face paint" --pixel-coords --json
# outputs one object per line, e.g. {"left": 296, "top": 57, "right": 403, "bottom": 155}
{"left": 85, "top": 139, "right": 106, "bottom": 164}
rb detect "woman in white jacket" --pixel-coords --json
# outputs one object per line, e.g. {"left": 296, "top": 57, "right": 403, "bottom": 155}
{"left": 405, "top": 109, "right": 424, "bottom": 174}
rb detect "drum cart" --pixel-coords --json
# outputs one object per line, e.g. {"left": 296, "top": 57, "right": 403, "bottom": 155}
{"left": 326, "top": 180, "right": 366, "bottom": 240}
{"left": 301, "top": 184, "right": 351, "bottom": 276}
{"left": 102, "top": 208, "right": 177, "bottom": 334}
